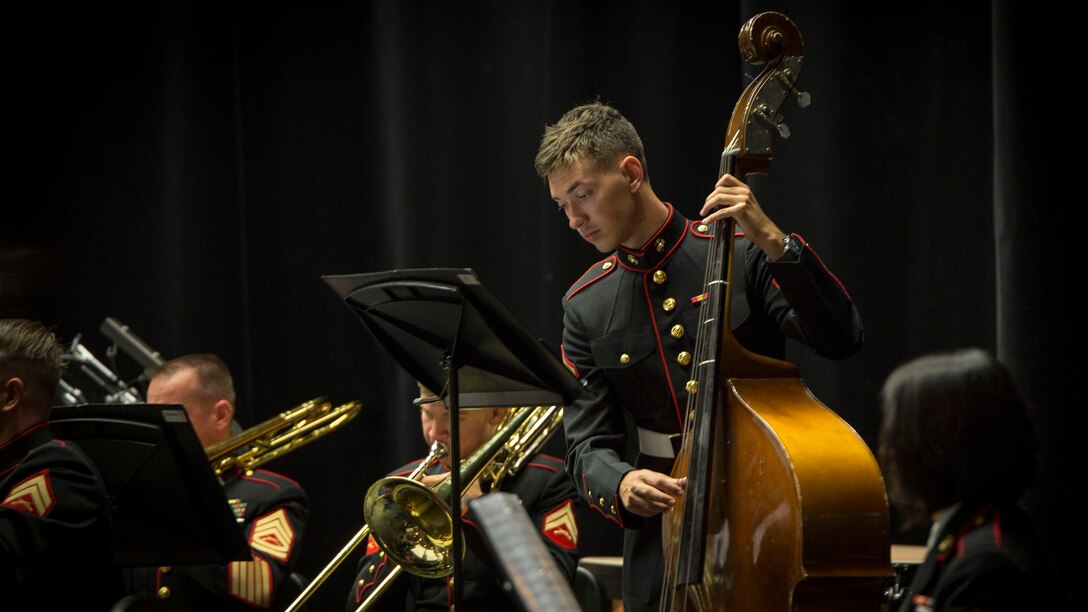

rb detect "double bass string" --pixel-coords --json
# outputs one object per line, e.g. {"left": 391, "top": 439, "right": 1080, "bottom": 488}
{"left": 658, "top": 148, "right": 738, "bottom": 610}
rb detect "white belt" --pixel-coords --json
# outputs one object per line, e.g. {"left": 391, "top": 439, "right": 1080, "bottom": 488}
{"left": 637, "top": 427, "right": 676, "bottom": 459}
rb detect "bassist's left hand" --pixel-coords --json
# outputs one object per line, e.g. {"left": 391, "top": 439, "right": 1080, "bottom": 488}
{"left": 701, "top": 173, "right": 787, "bottom": 260}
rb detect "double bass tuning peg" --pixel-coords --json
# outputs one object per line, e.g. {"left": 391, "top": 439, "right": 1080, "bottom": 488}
{"left": 776, "top": 68, "right": 811, "bottom": 108}
{"left": 751, "top": 65, "right": 812, "bottom": 142}
{"left": 753, "top": 103, "right": 791, "bottom": 140}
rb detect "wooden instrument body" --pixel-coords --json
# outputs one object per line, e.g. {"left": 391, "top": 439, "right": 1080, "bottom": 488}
{"left": 698, "top": 377, "right": 891, "bottom": 610}
{"left": 660, "top": 11, "right": 893, "bottom": 611}
{"left": 664, "top": 343, "right": 893, "bottom": 610}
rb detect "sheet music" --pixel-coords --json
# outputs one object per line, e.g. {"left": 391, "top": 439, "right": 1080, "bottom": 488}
{"left": 469, "top": 493, "right": 580, "bottom": 612}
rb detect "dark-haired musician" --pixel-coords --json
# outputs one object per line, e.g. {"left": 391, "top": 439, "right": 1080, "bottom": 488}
{"left": 878, "top": 348, "right": 1073, "bottom": 611}
{"left": 345, "top": 384, "right": 580, "bottom": 611}
{"left": 121, "top": 354, "right": 309, "bottom": 611}
{"left": 534, "top": 100, "right": 865, "bottom": 611}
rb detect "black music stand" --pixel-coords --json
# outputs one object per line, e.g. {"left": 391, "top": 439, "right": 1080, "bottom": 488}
{"left": 49, "top": 403, "right": 250, "bottom": 566}
{"left": 324, "top": 268, "right": 588, "bottom": 608}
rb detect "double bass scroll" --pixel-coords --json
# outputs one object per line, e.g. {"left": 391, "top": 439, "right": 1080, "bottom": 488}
{"left": 659, "top": 11, "right": 892, "bottom": 611}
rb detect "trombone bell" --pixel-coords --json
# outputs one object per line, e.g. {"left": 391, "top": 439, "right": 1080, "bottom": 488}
{"left": 359, "top": 405, "right": 563, "bottom": 585}
{"left": 363, "top": 476, "right": 454, "bottom": 578}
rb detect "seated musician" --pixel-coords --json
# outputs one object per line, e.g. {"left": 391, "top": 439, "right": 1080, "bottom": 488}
{"left": 120, "top": 354, "right": 309, "bottom": 610}
{"left": 2, "top": 319, "right": 119, "bottom": 610}
{"left": 878, "top": 348, "right": 1073, "bottom": 611}
{"left": 345, "top": 383, "right": 580, "bottom": 611}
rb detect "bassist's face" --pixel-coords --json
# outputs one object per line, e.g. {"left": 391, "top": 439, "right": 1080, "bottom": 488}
{"left": 548, "top": 157, "right": 641, "bottom": 253}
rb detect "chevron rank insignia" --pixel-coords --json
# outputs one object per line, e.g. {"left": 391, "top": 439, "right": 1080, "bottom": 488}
{"left": 1, "top": 470, "right": 55, "bottom": 517}
{"left": 249, "top": 507, "right": 295, "bottom": 562}
{"left": 541, "top": 499, "right": 578, "bottom": 550}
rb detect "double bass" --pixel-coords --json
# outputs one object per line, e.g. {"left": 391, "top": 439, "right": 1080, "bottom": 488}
{"left": 660, "top": 12, "right": 893, "bottom": 611}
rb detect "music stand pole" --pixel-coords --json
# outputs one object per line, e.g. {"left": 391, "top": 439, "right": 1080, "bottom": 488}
{"left": 444, "top": 354, "right": 464, "bottom": 610}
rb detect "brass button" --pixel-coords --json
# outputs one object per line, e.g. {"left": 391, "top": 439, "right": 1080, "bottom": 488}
{"left": 652, "top": 270, "right": 667, "bottom": 284}
{"left": 654, "top": 238, "right": 666, "bottom": 253}
{"left": 157, "top": 586, "right": 171, "bottom": 600}
{"left": 602, "top": 261, "right": 613, "bottom": 270}
{"left": 598, "top": 496, "right": 606, "bottom": 507}
{"left": 686, "top": 380, "right": 699, "bottom": 394}
{"left": 938, "top": 535, "right": 954, "bottom": 553}
{"left": 677, "top": 351, "right": 692, "bottom": 366}
{"left": 671, "top": 325, "right": 685, "bottom": 339}
{"left": 610, "top": 504, "right": 617, "bottom": 514}
{"left": 697, "top": 224, "right": 709, "bottom": 233}
{"left": 369, "top": 564, "right": 375, "bottom": 573}
{"left": 159, "top": 566, "right": 172, "bottom": 574}
{"left": 358, "top": 579, "right": 366, "bottom": 587}
{"left": 619, "top": 353, "right": 630, "bottom": 364}
{"left": 627, "top": 254, "right": 639, "bottom": 265}
{"left": 587, "top": 489, "right": 592, "bottom": 498}
{"left": 662, "top": 297, "right": 676, "bottom": 312}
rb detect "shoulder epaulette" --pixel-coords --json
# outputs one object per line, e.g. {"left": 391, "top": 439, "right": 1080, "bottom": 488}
{"left": 522, "top": 453, "right": 565, "bottom": 472}
{"left": 689, "top": 221, "right": 716, "bottom": 239}
{"left": 566, "top": 256, "right": 618, "bottom": 300}
{"left": 245, "top": 469, "right": 303, "bottom": 489}
{"left": 958, "top": 507, "right": 1004, "bottom": 558}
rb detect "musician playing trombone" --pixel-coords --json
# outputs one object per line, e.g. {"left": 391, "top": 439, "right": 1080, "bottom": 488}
{"left": 345, "top": 383, "right": 580, "bottom": 611}
{"left": 120, "top": 354, "right": 309, "bottom": 611}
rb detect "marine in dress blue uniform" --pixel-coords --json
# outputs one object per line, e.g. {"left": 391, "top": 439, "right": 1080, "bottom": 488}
{"left": 878, "top": 348, "right": 1073, "bottom": 612}
{"left": 123, "top": 465, "right": 308, "bottom": 610}
{"left": 121, "top": 353, "right": 309, "bottom": 611}
{"left": 899, "top": 504, "right": 1072, "bottom": 612}
{"left": 560, "top": 202, "right": 863, "bottom": 609}
{"left": 2, "top": 423, "right": 117, "bottom": 611}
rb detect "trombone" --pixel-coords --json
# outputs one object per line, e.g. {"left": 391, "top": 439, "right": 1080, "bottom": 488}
{"left": 282, "top": 439, "right": 449, "bottom": 612}
{"left": 206, "top": 396, "right": 363, "bottom": 476}
{"left": 357, "top": 404, "right": 562, "bottom": 611}
{"left": 284, "top": 404, "right": 563, "bottom": 612}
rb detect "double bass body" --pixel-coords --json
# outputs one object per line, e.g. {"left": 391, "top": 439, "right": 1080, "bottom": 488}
{"left": 696, "top": 376, "right": 892, "bottom": 610}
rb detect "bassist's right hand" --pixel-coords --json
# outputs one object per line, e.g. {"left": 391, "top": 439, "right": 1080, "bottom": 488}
{"left": 618, "top": 469, "right": 687, "bottom": 517}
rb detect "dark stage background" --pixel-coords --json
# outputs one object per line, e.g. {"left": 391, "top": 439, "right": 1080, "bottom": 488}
{"left": 5, "top": 1, "right": 1079, "bottom": 609}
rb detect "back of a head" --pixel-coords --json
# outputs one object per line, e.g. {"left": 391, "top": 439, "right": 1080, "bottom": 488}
{"left": 878, "top": 347, "right": 1037, "bottom": 524}
{"left": 0, "top": 318, "right": 64, "bottom": 413}
{"left": 534, "top": 100, "right": 648, "bottom": 180}
{"left": 146, "top": 353, "right": 236, "bottom": 404}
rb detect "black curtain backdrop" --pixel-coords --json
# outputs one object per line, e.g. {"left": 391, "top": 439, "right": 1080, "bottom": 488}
{"left": 6, "top": 1, "right": 1079, "bottom": 609}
